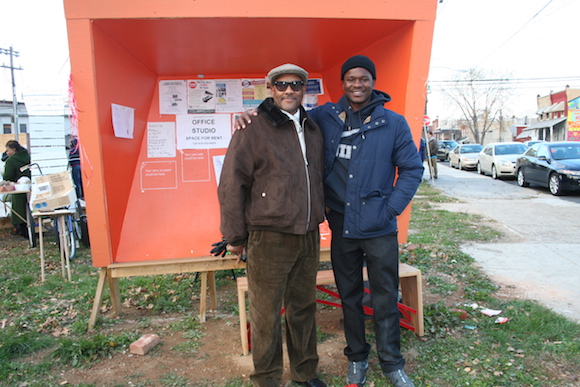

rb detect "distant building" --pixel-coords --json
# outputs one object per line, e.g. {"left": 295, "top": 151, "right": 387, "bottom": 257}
{"left": 516, "top": 87, "right": 580, "bottom": 142}
{"left": 434, "top": 117, "right": 520, "bottom": 145}
{"left": 0, "top": 100, "right": 29, "bottom": 146}
{"left": 0, "top": 94, "right": 73, "bottom": 178}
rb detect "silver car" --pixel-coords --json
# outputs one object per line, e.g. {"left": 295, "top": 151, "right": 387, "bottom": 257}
{"left": 449, "top": 144, "right": 483, "bottom": 170}
{"left": 477, "top": 142, "right": 528, "bottom": 179}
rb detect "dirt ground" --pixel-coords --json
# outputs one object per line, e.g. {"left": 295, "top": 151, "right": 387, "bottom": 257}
{"left": 6, "top": 220, "right": 531, "bottom": 387}
{"left": 61, "top": 271, "right": 459, "bottom": 387}
{"left": 63, "top": 284, "right": 357, "bottom": 386}
{"left": 61, "top": 273, "right": 528, "bottom": 387}
{"left": 59, "top": 231, "right": 535, "bottom": 387}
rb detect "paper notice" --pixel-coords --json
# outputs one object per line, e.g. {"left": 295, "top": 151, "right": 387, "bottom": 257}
{"left": 215, "top": 79, "right": 243, "bottom": 113}
{"left": 241, "top": 78, "right": 267, "bottom": 109}
{"left": 187, "top": 79, "right": 216, "bottom": 113}
{"left": 112, "top": 103, "right": 135, "bottom": 139}
{"left": 176, "top": 114, "right": 232, "bottom": 150}
{"left": 147, "top": 122, "right": 176, "bottom": 158}
{"left": 159, "top": 80, "right": 187, "bottom": 115}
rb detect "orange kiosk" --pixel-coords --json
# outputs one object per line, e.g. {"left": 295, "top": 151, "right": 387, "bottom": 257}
{"left": 63, "top": 0, "right": 437, "bottom": 329}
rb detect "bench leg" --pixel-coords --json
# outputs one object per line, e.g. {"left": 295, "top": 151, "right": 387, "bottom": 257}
{"left": 199, "top": 271, "right": 218, "bottom": 323}
{"left": 208, "top": 271, "right": 217, "bottom": 310}
{"left": 400, "top": 273, "right": 424, "bottom": 336}
{"left": 109, "top": 275, "right": 121, "bottom": 317}
{"left": 88, "top": 268, "right": 108, "bottom": 331}
{"left": 199, "top": 272, "right": 207, "bottom": 322}
{"left": 237, "top": 284, "right": 249, "bottom": 356}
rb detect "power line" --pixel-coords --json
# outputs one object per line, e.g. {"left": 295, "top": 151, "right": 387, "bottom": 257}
{"left": 429, "top": 76, "right": 580, "bottom": 84}
{"left": 476, "top": 0, "right": 555, "bottom": 66}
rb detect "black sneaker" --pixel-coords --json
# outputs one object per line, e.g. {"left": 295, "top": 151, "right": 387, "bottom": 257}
{"left": 346, "top": 360, "right": 368, "bottom": 386}
{"left": 384, "top": 369, "right": 415, "bottom": 387}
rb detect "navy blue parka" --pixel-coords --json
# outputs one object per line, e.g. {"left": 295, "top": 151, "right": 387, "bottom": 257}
{"left": 308, "top": 90, "right": 424, "bottom": 239}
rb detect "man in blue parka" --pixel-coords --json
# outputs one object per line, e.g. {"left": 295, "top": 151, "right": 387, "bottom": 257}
{"left": 308, "top": 56, "right": 423, "bottom": 387}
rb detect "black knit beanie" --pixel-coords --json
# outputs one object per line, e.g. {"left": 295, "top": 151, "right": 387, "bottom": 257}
{"left": 341, "top": 55, "right": 376, "bottom": 79}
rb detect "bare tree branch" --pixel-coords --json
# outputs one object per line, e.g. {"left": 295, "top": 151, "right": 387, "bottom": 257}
{"left": 440, "top": 68, "right": 514, "bottom": 144}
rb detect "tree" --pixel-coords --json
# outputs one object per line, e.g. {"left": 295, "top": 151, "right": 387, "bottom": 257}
{"left": 441, "top": 68, "right": 514, "bottom": 144}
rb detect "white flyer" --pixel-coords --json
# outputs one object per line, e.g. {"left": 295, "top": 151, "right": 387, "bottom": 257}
{"left": 111, "top": 103, "right": 134, "bottom": 139}
{"left": 147, "top": 122, "right": 176, "bottom": 158}
{"left": 187, "top": 79, "right": 216, "bottom": 113}
{"left": 213, "top": 154, "right": 226, "bottom": 186}
{"left": 159, "top": 80, "right": 187, "bottom": 115}
{"left": 176, "top": 114, "right": 232, "bottom": 150}
{"left": 216, "top": 79, "right": 243, "bottom": 113}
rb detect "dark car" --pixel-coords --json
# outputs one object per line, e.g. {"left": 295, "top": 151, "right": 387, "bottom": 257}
{"left": 516, "top": 141, "right": 580, "bottom": 196}
{"left": 437, "top": 140, "right": 458, "bottom": 161}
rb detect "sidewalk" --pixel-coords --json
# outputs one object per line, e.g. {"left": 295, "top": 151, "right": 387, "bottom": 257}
{"left": 423, "top": 162, "right": 580, "bottom": 322}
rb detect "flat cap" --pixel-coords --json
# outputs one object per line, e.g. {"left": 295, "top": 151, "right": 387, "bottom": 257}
{"left": 267, "top": 63, "right": 308, "bottom": 84}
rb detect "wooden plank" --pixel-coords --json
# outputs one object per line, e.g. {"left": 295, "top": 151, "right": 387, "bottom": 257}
{"left": 109, "top": 257, "right": 245, "bottom": 278}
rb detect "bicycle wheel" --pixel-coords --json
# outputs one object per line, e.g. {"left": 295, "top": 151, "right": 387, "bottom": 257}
{"left": 26, "top": 208, "right": 37, "bottom": 248}
{"left": 54, "top": 215, "right": 77, "bottom": 261}
{"left": 64, "top": 215, "right": 77, "bottom": 261}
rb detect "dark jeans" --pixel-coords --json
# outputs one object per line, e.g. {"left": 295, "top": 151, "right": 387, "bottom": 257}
{"left": 72, "top": 165, "right": 83, "bottom": 199}
{"left": 246, "top": 229, "right": 320, "bottom": 387}
{"left": 327, "top": 210, "right": 405, "bottom": 373}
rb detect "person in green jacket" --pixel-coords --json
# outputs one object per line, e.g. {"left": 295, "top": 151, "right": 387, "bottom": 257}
{"left": 3, "top": 140, "right": 31, "bottom": 237}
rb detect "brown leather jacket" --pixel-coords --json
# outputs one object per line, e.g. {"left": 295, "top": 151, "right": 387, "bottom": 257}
{"left": 218, "top": 98, "right": 325, "bottom": 246}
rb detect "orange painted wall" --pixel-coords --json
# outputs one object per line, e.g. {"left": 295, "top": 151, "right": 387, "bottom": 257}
{"left": 63, "top": 0, "right": 437, "bottom": 267}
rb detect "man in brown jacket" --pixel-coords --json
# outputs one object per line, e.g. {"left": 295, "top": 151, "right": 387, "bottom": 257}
{"left": 218, "top": 64, "right": 326, "bottom": 387}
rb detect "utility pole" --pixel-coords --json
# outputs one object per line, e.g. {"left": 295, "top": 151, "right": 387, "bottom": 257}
{"left": 498, "top": 109, "right": 503, "bottom": 142}
{"left": 0, "top": 46, "right": 23, "bottom": 141}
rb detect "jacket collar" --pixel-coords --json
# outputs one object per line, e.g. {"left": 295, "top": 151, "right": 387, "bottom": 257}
{"left": 258, "top": 97, "right": 310, "bottom": 129}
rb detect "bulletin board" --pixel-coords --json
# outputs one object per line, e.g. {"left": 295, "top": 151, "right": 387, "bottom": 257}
{"left": 63, "top": 0, "right": 437, "bottom": 267}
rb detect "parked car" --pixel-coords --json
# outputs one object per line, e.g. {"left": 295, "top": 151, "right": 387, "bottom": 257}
{"left": 437, "top": 140, "right": 459, "bottom": 161}
{"left": 524, "top": 140, "right": 546, "bottom": 147}
{"left": 477, "top": 142, "right": 528, "bottom": 179}
{"left": 516, "top": 141, "right": 580, "bottom": 196}
{"left": 449, "top": 143, "right": 483, "bottom": 170}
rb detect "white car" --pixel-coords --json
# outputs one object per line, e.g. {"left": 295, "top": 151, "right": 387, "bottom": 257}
{"left": 477, "top": 142, "right": 528, "bottom": 179}
{"left": 449, "top": 144, "right": 483, "bottom": 170}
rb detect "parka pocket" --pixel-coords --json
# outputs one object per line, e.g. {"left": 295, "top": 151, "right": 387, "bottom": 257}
{"left": 357, "top": 189, "right": 392, "bottom": 233}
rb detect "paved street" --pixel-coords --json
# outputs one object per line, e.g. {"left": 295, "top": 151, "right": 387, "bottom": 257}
{"left": 423, "top": 161, "right": 580, "bottom": 322}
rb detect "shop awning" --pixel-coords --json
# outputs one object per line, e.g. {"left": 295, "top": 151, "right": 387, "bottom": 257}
{"left": 516, "top": 117, "right": 567, "bottom": 139}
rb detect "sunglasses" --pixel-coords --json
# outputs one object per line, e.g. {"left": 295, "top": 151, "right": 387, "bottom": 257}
{"left": 273, "top": 80, "right": 305, "bottom": 92}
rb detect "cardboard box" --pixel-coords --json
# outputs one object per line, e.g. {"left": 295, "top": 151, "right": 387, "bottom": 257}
{"left": 0, "top": 182, "right": 15, "bottom": 192}
{"left": 31, "top": 171, "right": 77, "bottom": 212}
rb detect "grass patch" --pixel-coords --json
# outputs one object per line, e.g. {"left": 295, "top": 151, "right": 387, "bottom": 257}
{"left": 0, "top": 182, "right": 578, "bottom": 386}
{"left": 159, "top": 372, "right": 192, "bottom": 386}
{"left": 402, "top": 183, "right": 580, "bottom": 386}
{"left": 169, "top": 314, "right": 205, "bottom": 354}
{"left": 51, "top": 331, "right": 139, "bottom": 367}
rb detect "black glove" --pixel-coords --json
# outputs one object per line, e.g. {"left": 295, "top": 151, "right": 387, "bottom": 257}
{"left": 210, "top": 238, "right": 228, "bottom": 257}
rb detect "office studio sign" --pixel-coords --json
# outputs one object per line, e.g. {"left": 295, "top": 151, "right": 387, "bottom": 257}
{"left": 176, "top": 114, "right": 232, "bottom": 150}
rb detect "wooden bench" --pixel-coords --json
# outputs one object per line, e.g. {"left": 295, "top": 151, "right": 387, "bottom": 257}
{"left": 236, "top": 262, "right": 423, "bottom": 356}
{"left": 88, "top": 248, "right": 330, "bottom": 329}
{"left": 88, "top": 255, "right": 245, "bottom": 330}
